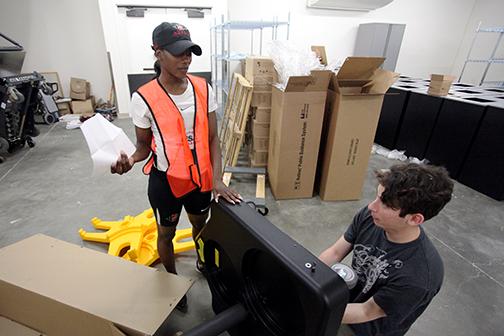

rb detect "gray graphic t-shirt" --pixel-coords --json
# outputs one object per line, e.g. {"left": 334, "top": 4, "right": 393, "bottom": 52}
{"left": 344, "top": 207, "right": 444, "bottom": 336}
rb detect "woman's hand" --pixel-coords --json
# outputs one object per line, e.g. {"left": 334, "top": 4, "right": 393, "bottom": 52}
{"left": 111, "top": 151, "right": 135, "bottom": 175}
{"left": 213, "top": 179, "right": 242, "bottom": 204}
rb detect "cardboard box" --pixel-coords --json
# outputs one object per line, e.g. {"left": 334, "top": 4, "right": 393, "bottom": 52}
{"left": 56, "top": 102, "right": 71, "bottom": 115}
{"left": 253, "top": 82, "right": 273, "bottom": 92}
{"left": 70, "top": 77, "right": 90, "bottom": 101}
{"left": 249, "top": 75, "right": 275, "bottom": 92}
{"left": 311, "top": 46, "right": 328, "bottom": 66}
{"left": 252, "top": 135, "right": 269, "bottom": 151}
{"left": 0, "top": 316, "right": 44, "bottom": 335}
{"left": 251, "top": 157, "right": 267, "bottom": 167}
{"left": 252, "top": 119, "right": 270, "bottom": 137}
{"left": 428, "top": 74, "right": 455, "bottom": 96}
{"left": 250, "top": 149, "right": 268, "bottom": 165}
{"left": 268, "top": 70, "right": 332, "bottom": 199}
{"left": 251, "top": 107, "right": 271, "bottom": 123}
{"left": 250, "top": 91, "right": 272, "bottom": 107}
{"left": 71, "top": 97, "right": 95, "bottom": 115}
{"left": 318, "top": 57, "right": 398, "bottom": 201}
{"left": 0, "top": 234, "right": 192, "bottom": 336}
{"left": 245, "top": 56, "right": 275, "bottom": 81}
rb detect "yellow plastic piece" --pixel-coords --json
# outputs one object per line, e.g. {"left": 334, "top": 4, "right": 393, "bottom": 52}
{"left": 79, "top": 208, "right": 196, "bottom": 266}
{"left": 196, "top": 238, "right": 205, "bottom": 263}
{"left": 215, "top": 248, "right": 220, "bottom": 268}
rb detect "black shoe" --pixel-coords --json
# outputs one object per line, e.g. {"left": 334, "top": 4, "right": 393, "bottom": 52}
{"left": 175, "top": 295, "right": 188, "bottom": 313}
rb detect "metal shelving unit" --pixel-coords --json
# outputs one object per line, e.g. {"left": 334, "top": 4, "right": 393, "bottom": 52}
{"left": 210, "top": 15, "right": 290, "bottom": 107}
{"left": 459, "top": 24, "right": 504, "bottom": 86}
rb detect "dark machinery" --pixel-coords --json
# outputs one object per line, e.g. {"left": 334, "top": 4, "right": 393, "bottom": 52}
{"left": 185, "top": 202, "right": 349, "bottom": 336}
{"left": 0, "top": 72, "right": 44, "bottom": 153}
{"left": 0, "top": 33, "right": 59, "bottom": 162}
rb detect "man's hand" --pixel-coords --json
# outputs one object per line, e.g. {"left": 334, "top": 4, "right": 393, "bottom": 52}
{"left": 213, "top": 179, "right": 242, "bottom": 204}
{"left": 111, "top": 151, "right": 134, "bottom": 175}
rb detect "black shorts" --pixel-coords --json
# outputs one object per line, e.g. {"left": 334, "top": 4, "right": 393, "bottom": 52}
{"left": 148, "top": 167, "right": 212, "bottom": 227}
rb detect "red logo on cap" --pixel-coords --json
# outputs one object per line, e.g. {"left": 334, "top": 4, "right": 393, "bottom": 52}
{"left": 173, "top": 24, "right": 189, "bottom": 38}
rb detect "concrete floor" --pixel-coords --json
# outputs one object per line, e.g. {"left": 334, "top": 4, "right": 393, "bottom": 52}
{"left": 1, "top": 118, "right": 503, "bottom": 336}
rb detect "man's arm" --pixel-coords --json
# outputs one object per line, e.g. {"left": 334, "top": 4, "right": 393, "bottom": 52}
{"left": 111, "top": 126, "right": 151, "bottom": 175}
{"left": 318, "top": 235, "right": 353, "bottom": 266}
{"left": 342, "top": 297, "right": 386, "bottom": 324}
{"left": 208, "top": 112, "right": 241, "bottom": 203}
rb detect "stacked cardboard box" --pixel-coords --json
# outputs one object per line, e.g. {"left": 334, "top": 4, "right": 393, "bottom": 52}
{"left": 245, "top": 56, "right": 276, "bottom": 167}
{"left": 70, "top": 77, "right": 95, "bottom": 114}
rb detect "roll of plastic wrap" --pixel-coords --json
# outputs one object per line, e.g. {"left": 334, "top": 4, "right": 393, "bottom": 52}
{"left": 331, "top": 263, "right": 357, "bottom": 289}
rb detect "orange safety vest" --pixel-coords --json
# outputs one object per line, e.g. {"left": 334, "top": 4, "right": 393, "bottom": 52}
{"left": 136, "top": 75, "right": 213, "bottom": 198}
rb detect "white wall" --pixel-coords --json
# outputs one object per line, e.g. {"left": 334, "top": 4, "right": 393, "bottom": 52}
{"left": 227, "top": 0, "right": 478, "bottom": 79}
{"left": 2, "top": 0, "right": 501, "bottom": 117}
{"left": 452, "top": 0, "right": 504, "bottom": 85}
{"left": 98, "top": 0, "right": 226, "bottom": 115}
{"left": 0, "top": 0, "right": 111, "bottom": 102}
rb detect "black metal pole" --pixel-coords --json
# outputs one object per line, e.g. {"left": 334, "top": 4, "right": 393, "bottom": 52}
{"left": 182, "top": 304, "right": 248, "bottom": 336}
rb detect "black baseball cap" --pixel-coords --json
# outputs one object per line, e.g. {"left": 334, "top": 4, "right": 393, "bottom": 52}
{"left": 152, "top": 22, "right": 202, "bottom": 56}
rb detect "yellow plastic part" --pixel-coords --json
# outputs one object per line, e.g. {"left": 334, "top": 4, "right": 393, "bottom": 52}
{"left": 79, "top": 208, "right": 196, "bottom": 266}
{"left": 196, "top": 238, "right": 205, "bottom": 263}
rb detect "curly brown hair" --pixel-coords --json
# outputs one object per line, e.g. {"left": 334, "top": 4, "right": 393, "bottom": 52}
{"left": 375, "top": 163, "right": 454, "bottom": 221}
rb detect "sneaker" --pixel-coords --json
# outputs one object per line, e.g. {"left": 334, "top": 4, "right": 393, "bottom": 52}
{"left": 175, "top": 295, "right": 188, "bottom": 313}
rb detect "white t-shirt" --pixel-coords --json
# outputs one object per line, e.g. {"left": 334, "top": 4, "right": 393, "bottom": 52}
{"left": 130, "top": 80, "right": 218, "bottom": 172}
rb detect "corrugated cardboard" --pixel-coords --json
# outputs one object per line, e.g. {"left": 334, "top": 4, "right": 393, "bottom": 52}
{"left": 250, "top": 149, "right": 268, "bottom": 165}
{"left": 0, "top": 234, "right": 192, "bottom": 336}
{"left": 250, "top": 91, "right": 272, "bottom": 107}
{"left": 70, "top": 77, "right": 90, "bottom": 101}
{"left": 71, "top": 97, "right": 95, "bottom": 115}
{"left": 0, "top": 316, "right": 44, "bottom": 335}
{"left": 318, "top": 57, "right": 398, "bottom": 201}
{"left": 268, "top": 70, "right": 332, "bottom": 199}
{"left": 251, "top": 107, "right": 271, "bottom": 123}
{"left": 251, "top": 76, "right": 274, "bottom": 91}
{"left": 428, "top": 74, "right": 455, "bottom": 96}
{"left": 252, "top": 119, "right": 270, "bottom": 137}
{"left": 311, "top": 46, "right": 328, "bottom": 66}
{"left": 245, "top": 56, "right": 275, "bottom": 81}
{"left": 252, "top": 135, "right": 269, "bottom": 151}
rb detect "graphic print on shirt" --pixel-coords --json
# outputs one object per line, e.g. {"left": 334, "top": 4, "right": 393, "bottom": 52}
{"left": 186, "top": 129, "right": 195, "bottom": 149}
{"left": 178, "top": 104, "right": 195, "bottom": 150}
{"left": 353, "top": 244, "right": 404, "bottom": 293}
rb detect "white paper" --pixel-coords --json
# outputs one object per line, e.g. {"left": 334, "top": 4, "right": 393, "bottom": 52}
{"left": 80, "top": 114, "right": 136, "bottom": 175}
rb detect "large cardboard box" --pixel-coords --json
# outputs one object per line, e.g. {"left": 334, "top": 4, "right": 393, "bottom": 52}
{"left": 70, "top": 77, "right": 91, "bottom": 101}
{"left": 268, "top": 70, "right": 332, "bottom": 199}
{"left": 318, "top": 57, "right": 398, "bottom": 201}
{"left": 0, "top": 234, "right": 192, "bottom": 336}
{"left": 0, "top": 316, "right": 44, "bottom": 335}
{"left": 245, "top": 56, "right": 275, "bottom": 81}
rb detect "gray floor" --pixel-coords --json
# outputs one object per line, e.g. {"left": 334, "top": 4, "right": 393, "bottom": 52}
{"left": 1, "top": 118, "right": 503, "bottom": 336}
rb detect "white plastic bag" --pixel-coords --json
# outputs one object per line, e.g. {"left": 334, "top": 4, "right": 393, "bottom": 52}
{"left": 267, "top": 41, "right": 324, "bottom": 90}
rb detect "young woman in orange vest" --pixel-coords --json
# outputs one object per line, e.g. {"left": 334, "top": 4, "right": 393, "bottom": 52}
{"left": 111, "top": 22, "right": 241, "bottom": 311}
